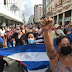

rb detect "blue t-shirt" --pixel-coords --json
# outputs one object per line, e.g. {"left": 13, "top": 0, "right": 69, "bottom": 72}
{"left": 67, "top": 33, "right": 72, "bottom": 43}
{"left": 0, "top": 37, "right": 4, "bottom": 43}
{"left": 69, "top": 27, "right": 72, "bottom": 31}
{"left": 53, "top": 38, "right": 58, "bottom": 50}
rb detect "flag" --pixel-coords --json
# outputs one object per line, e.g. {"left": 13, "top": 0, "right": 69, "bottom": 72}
{"left": 0, "top": 44, "right": 50, "bottom": 71}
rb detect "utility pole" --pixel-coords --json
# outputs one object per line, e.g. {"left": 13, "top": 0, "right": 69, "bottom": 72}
{"left": 43, "top": 0, "right": 46, "bottom": 18}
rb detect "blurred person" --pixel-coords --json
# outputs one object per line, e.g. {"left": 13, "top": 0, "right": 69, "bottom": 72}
{"left": 33, "top": 28, "right": 44, "bottom": 44}
{"left": 68, "top": 22, "right": 72, "bottom": 31}
{"left": 28, "top": 26, "right": 33, "bottom": 32}
{"left": 53, "top": 24, "right": 65, "bottom": 38}
{"left": 33, "top": 28, "right": 40, "bottom": 37}
{"left": 0, "top": 41, "right": 8, "bottom": 72}
{"left": 51, "top": 26, "right": 56, "bottom": 39}
{"left": 32, "top": 24, "right": 36, "bottom": 30}
{"left": 69, "top": 23, "right": 72, "bottom": 31}
{"left": 11, "top": 26, "right": 26, "bottom": 68}
{"left": 41, "top": 17, "right": 72, "bottom": 72}
{"left": 20, "top": 25, "right": 25, "bottom": 34}
{"left": 11, "top": 26, "right": 24, "bottom": 46}
{"left": 0, "top": 32, "right": 6, "bottom": 48}
{"left": 25, "top": 27, "right": 29, "bottom": 34}
{"left": 5, "top": 27, "right": 14, "bottom": 47}
{"left": 12, "top": 27, "right": 16, "bottom": 33}
{"left": 64, "top": 24, "right": 71, "bottom": 35}
{"left": 61, "top": 25, "right": 64, "bottom": 31}
{"left": 0, "top": 26, "right": 6, "bottom": 43}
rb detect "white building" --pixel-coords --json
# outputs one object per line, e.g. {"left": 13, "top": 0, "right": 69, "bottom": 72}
{"left": 34, "top": 4, "right": 43, "bottom": 23}
{"left": 0, "top": 0, "right": 24, "bottom": 26}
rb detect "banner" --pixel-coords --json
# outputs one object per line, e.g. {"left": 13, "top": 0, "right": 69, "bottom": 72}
{"left": 0, "top": 44, "right": 49, "bottom": 71}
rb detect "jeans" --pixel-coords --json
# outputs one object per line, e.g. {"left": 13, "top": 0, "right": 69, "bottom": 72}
{"left": 7, "top": 41, "right": 13, "bottom": 47}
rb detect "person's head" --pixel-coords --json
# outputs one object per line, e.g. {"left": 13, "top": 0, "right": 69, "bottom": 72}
{"left": 53, "top": 24, "right": 64, "bottom": 37}
{"left": 56, "top": 36, "right": 71, "bottom": 56}
{"left": 26, "top": 32, "right": 36, "bottom": 44}
{"left": 6, "top": 27, "right": 10, "bottom": 31}
{"left": 65, "top": 24, "right": 69, "bottom": 29}
{"left": 33, "top": 28, "right": 39, "bottom": 37}
{"left": 16, "top": 26, "right": 21, "bottom": 33}
{"left": 53, "top": 24, "right": 61, "bottom": 32}
{"left": 28, "top": 26, "right": 33, "bottom": 32}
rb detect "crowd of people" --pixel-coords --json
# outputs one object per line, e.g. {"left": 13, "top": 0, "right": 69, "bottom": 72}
{"left": 0, "top": 17, "right": 72, "bottom": 72}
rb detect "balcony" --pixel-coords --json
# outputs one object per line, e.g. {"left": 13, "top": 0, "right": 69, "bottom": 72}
{"left": 63, "top": 0, "right": 71, "bottom": 7}
{"left": 63, "top": 0, "right": 71, "bottom": 4}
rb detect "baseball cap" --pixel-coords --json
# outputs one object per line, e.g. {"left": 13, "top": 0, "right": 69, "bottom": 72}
{"left": 53, "top": 24, "right": 61, "bottom": 28}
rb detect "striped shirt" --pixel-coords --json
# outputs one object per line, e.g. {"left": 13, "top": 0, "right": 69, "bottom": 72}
{"left": 34, "top": 35, "right": 44, "bottom": 44}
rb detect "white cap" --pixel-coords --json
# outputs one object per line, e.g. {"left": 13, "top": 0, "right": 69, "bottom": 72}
{"left": 56, "top": 29, "right": 65, "bottom": 35}
{"left": 53, "top": 24, "right": 61, "bottom": 28}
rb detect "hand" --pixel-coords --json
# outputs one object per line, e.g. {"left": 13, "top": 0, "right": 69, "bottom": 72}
{"left": 41, "top": 17, "right": 54, "bottom": 31}
{"left": 67, "top": 31, "right": 71, "bottom": 35}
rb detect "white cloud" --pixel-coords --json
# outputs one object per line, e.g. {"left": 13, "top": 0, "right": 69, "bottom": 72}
{"left": 22, "top": 0, "right": 42, "bottom": 22}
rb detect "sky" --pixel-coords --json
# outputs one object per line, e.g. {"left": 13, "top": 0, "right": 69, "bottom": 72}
{"left": 22, "top": 0, "right": 42, "bottom": 22}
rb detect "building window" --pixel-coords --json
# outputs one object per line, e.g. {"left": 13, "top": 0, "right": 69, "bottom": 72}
{"left": 4, "top": 0, "right": 6, "bottom": 5}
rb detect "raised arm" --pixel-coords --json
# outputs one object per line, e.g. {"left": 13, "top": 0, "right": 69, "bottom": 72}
{"left": 41, "top": 17, "right": 58, "bottom": 59}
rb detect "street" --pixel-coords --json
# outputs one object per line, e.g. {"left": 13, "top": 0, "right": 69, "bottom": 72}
{"left": 3, "top": 57, "right": 23, "bottom": 72}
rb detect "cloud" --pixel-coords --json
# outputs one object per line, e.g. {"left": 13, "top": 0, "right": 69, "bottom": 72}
{"left": 22, "top": 0, "right": 42, "bottom": 22}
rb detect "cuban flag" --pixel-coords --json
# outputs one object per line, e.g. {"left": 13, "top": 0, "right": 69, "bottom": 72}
{"left": 0, "top": 44, "right": 50, "bottom": 72}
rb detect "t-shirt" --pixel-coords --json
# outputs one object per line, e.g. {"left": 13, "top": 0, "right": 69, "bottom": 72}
{"left": 6, "top": 30, "right": 14, "bottom": 41}
{"left": 0, "top": 29, "right": 5, "bottom": 36}
{"left": 35, "top": 35, "right": 44, "bottom": 44}
{"left": 0, "top": 37, "right": 4, "bottom": 43}
{"left": 67, "top": 33, "right": 72, "bottom": 43}
{"left": 11, "top": 33, "right": 25, "bottom": 46}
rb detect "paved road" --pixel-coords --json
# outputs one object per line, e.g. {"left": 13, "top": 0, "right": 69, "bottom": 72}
{"left": 3, "top": 57, "right": 23, "bottom": 72}
{"left": 3, "top": 41, "right": 24, "bottom": 72}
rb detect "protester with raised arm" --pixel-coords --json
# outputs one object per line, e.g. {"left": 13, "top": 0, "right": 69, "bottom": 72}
{"left": 41, "top": 17, "right": 72, "bottom": 72}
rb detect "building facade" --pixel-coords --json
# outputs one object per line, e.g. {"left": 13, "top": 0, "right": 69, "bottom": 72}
{"left": 28, "top": 15, "right": 34, "bottom": 24}
{"left": 46, "top": 0, "right": 72, "bottom": 26}
{"left": 0, "top": 0, "right": 24, "bottom": 27}
{"left": 34, "top": 4, "right": 43, "bottom": 23}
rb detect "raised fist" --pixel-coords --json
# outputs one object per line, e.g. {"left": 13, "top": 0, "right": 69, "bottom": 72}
{"left": 41, "top": 17, "right": 54, "bottom": 31}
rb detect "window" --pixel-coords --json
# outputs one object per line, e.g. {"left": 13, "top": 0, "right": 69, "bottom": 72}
{"left": 4, "top": 0, "right": 6, "bottom": 5}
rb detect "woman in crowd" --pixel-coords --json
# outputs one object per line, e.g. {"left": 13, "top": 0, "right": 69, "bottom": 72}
{"left": 26, "top": 32, "right": 36, "bottom": 44}
{"left": 41, "top": 17, "right": 72, "bottom": 72}
{"left": 22, "top": 32, "right": 36, "bottom": 72}
{"left": 11, "top": 26, "right": 26, "bottom": 46}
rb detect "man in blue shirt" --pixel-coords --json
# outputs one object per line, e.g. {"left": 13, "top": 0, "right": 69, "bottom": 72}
{"left": 0, "top": 37, "right": 6, "bottom": 48}
{"left": 0, "top": 37, "right": 4, "bottom": 44}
